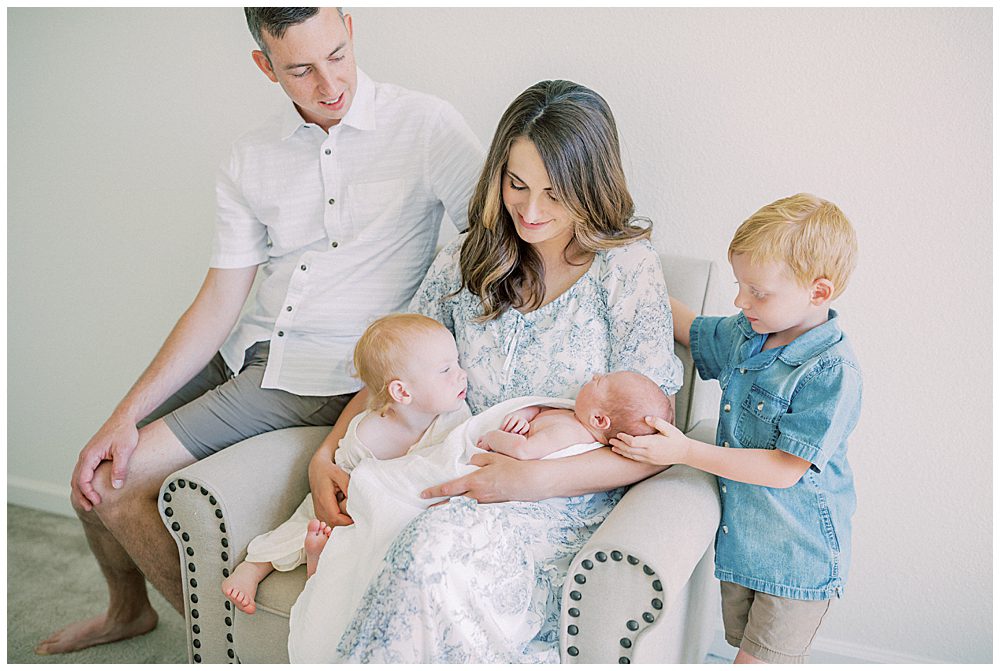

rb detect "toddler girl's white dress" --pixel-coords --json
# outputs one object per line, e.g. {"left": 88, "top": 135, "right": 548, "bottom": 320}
{"left": 243, "top": 404, "right": 472, "bottom": 571}
{"left": 286, "top": 396, "right": 603, "bottom": 663}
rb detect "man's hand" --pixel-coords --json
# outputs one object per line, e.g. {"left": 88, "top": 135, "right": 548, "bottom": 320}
{"left": 308, "top": 456, "right": 354, "bottom": 527}
{"left": 609, "top": 416, "right": 690, "bottom": 467}
{"left": 71, "top": 414, "right": 140, "bottom": 511}
{"left": 420, "top": 451, "right": 546, "bottom": 503}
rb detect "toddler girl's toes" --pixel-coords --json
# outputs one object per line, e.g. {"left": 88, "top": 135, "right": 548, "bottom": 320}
{"left": 223, "top": 586, "right": 256, "bottom": 615}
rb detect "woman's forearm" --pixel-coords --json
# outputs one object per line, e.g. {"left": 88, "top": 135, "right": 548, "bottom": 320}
{"left": 533, "top": 447, "right": 665, "bottom": 498}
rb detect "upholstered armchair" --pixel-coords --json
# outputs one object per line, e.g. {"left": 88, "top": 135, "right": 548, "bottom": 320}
{"left": 158, "top": 254, "right": 723, "bottom": 664}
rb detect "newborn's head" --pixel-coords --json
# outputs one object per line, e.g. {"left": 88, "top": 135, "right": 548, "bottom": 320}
{"left": 575, "top": 371, "right": 676, "bottom": 441}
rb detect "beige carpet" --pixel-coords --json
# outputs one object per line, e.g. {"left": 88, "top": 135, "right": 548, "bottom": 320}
{"left": 6, "top": 504, "right": 187, "bottom": 664}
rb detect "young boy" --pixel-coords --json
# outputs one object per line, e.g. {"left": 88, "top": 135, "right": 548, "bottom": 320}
{"left": 477, "top": 370, "right": 674, "bottom": 459}
{"left": 610, "top": 193, "right": 862, "bottom": 664}
{"left": 222, "top": 313, "right": 471, "bottom": 614}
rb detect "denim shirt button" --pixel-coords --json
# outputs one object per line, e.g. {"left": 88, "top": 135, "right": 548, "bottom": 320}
{"left": 724, "top": 403, "right": 731, "bottom": 413}
{"left": 740, "top": 368, "right": 747, "bottom": 374}
{"left": 722, "top": 525, "right": 729, "bottom": 534}
{"left": 757, "top": 401, "right": 764, "bottom": 411}
{"left": 721, "top": 484, "right": 727, "bottom": 493}
{"left": 723, "top": 441, "right": 729, "bottom": 447}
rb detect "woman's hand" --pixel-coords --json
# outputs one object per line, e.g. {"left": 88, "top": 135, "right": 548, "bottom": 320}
{"left": 308, "top": 451, "right": 354, "bottom": 527}
{"left": 421, "top": 451, "right": 547, "bottom": 503}
{"left": 609, "top": 416, "right": 690, "bottom": 467}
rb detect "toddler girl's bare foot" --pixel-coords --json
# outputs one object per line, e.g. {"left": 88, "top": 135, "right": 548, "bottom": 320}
{"left": 221, "top": 560, "right": 273, "bottom": 615}
{"left": 304, "top": 519, "right": 333, "bottom": 578}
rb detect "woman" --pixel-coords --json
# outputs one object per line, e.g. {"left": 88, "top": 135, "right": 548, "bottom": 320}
{"left": 302, "top": 80, "right": 684, "bottom": 662}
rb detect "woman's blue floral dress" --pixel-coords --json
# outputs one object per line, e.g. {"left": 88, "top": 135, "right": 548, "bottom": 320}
{"left": 336, "top": 236, "right": 684, "bottom": 662}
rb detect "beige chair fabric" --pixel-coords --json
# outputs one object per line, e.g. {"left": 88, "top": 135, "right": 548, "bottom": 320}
{"left": 159, "top": 253, "right": 723, "bottom": 664}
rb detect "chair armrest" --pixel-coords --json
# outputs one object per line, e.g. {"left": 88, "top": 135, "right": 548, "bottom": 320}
{"left": 560, "top": 457, "right": 721, "bottom": 663}
{"left": 157, "top": 426, "right": 330, "bottom": 663}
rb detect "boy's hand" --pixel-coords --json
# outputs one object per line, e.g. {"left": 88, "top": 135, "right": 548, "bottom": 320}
{"left": 609, "top": 416, "right": 690, "bottom": 466}
{"left": 499, "top": 413, "right": 531, "bottom": 435}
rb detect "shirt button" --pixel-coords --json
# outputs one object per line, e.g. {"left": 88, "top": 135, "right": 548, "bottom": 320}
{"left": 721, "top": 484, "right": 727, "bottom": 493}
{"left": 324, "top": 148, "right": 331, "bottom": 155}
{"left": 723, "top": 403, "right": 731, "bottom": 413}
{"left": 286, "top": 306, "right": 293, "bottom": 312}
{"left": 723, "top": 441, "right": 729, "bottom": 447}
{"left": 331, "top": 241, "right": 339, "bottom": 248}
{"left": 740, "top": 368, "right": 747, "bottom": 374}
{"left": 277, "top": 331, "right": 285, "bottom": 337}
{"left": 757, "top": 401, "right": 765, "bottom": 411}
{"left": 328, "top": 198, "right": 335, "bottom": 205}
{"left": 722, "top": 525, "right": 729, "bottom": 534}
{"left": 300, "top": 265, "right": 307, "bottom": 271}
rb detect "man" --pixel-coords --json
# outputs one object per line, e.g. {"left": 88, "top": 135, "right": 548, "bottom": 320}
{"left": 36, "top": 7, "right": 482, "bottom": 654}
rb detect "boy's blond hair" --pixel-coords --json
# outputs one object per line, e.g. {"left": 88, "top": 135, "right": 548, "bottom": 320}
{"left": 728, "top": 193, "right": 857, "bottom": 299}
{"left": 353, "top": 313, "right": 450, "bottom": 416}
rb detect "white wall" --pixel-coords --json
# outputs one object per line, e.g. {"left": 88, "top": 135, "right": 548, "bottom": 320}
{"left": 7, "top": 7, "right": 991, "bottom": 664}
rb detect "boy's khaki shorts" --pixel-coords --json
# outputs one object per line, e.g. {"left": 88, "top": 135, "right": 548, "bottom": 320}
{"left": 721, "top": 581, "right": 832, "bottom": 664}
{"left": 142, "top": 341, "right": 353, "bottom": 460}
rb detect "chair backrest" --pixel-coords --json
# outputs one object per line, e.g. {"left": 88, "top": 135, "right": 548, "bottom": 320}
{"left": 660, "top": 254, "right": 723, "bottom": 433}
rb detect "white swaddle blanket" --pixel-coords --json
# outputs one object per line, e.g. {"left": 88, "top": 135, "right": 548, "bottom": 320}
{"left": 286, "top": 395, "right": 602, "bottom": 663}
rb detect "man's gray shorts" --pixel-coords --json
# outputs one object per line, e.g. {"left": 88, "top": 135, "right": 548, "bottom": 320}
{"left": 139, "top": 341, "right": 353, "bottom": 460}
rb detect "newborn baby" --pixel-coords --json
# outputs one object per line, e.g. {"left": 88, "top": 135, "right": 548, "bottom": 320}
{"left": 477, "top": 370, "right": 675, "bottom": 459}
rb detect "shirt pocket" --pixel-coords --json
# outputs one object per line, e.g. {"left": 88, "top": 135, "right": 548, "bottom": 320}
{"left": 347, "top": 179, "right": 406, "bottom": 241}
{"left": 734, "top": 384, "right": 789, "bottom": 449}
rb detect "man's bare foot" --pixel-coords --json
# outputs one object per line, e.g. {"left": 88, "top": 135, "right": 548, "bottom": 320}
{"left": 35, "top": 607, "right": 158, "bottom": 655}
{"left": 221, "top": 561, "right": 273, "bottom": 615}
{"left": 305, "top": 519, "right": 333, "bottom": 578}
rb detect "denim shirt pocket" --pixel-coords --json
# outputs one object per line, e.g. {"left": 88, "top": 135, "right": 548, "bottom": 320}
{"left": 735, "top": 384, "right": 789, "bottom": 448}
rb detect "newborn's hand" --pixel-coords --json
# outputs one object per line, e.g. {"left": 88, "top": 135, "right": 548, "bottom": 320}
{"left": 499, "top": 414, "right": 530, "bottom": 435}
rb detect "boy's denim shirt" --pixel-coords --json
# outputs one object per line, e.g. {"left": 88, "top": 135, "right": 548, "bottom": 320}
{"left": 690, "top": 309, "right": 862, "bottom": 600}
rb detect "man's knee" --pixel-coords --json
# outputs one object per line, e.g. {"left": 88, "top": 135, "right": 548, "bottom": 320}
{"left": 89, "top": 461, "right": 158, "bottom": 526}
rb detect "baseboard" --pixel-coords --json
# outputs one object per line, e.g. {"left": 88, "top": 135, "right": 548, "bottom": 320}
{"left": 708, "top": 627, "right": 949, "bottom": 664}
{"left": 7, "top": 476, "right": 75, "bottom": 518}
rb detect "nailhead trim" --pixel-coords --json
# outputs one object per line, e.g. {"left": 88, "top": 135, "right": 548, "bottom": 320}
{"left": 162, "top": 477, "right": 235, "bottom": 664}
{"left": 561, "top": 548, "right": 667, "bottom": 663}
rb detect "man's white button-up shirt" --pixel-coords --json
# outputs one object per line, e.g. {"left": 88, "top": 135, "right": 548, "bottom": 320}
{"left": 210, "top": 70, "right": 483, "bottom": 396}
